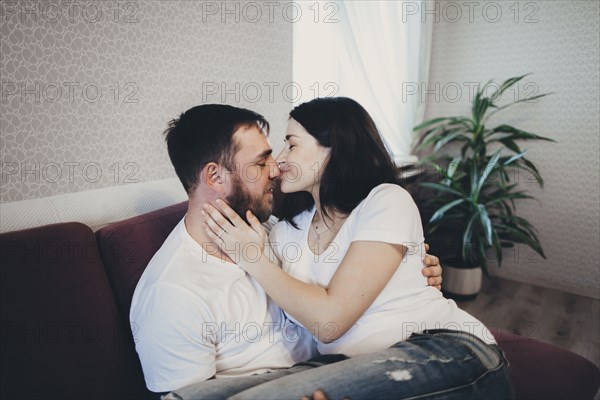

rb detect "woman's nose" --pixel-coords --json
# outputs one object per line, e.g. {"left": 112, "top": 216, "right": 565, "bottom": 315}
{"left": 267, "top": 155, "right": 282, "bottom": 178}
{"left": 275, "top": 148, "right": 286, "bottom": 165}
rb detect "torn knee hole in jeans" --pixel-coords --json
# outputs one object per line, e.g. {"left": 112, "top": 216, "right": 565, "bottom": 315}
{"left": 372, "top": 355, "right": 453, "bottom": 365}
{"left": 386, "top": 369, "right": 413, "bottom": 381}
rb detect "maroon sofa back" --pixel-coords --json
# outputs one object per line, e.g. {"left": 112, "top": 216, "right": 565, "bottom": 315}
{"left": 0, "top": 222, "right": 149, "bottom": 399}
{"left": 95, "top": 201, "right": 188, "bottom": 324}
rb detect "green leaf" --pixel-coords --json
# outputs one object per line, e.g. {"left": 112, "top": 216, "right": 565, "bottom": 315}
{"left": 434, "top": 132, "right": 470, "bottom": 152}
{"left": 499, "top": 167, "right": 511, "bottom": 185}
{"left": 474, "top": 149, "right": 502, "bottom": 198}
{"left": 496, "top": 138, "right": 522, "bottom": 154}
{"left": 520, "top": 158, "right": 544, "bottom": 187}
{"left": 450, "top": 117, "right": 476, "bottom": 130}
{"left": 470, "top": 160, "right": 479, "bottom": 197}
{"left": 413, "top": 117, "right": 451, "bottom": 132}
{"left": 460, "top": 142, "right": 471, "bottom": 158}
{"left": 520, "top": 93, "right": 552, "bottom": 103}
{"left": 416, "top": 154, "right": 439, "bottom": 165}
{"left": 499, "top": 215, "right": 539, "bottom": 233}
{"left": 417, "top": 126, "right": 465, "bottom": 151}
{"left": 491, "top": 228, "right": 503, "bottom": 267}
{"left": 489, "top": 74, "right": 530, "bottom": 103}
{"left": 473, "top": 80, "right": 493, "bottom": 124}
{"left": 425, "top": 162, "right": 454, "bottom": 182}
{"left": 477, "top": 204, "right": 493, "bottom": 245}
{"left": 447, "top": 156, "right": 462, "bottom": 179}
{"left": 498, "top": 215, "right": 542, "bottom": 245}
{"left": 462, "top": 214, "right": 478, "bottom": 264}
{"left": 503, "top": 149, "right": 528, "bottom": 166}
{"left": 419, "top": 182, "right": 465, "bottom": 197}
{"left": 483, "top": 92, "right": 554, "bottom": 123}
{"left": 489, "top": 200, "right": 514, "bottom": 217}
{"left": 430, "top": 198, "right": 466, "bottom": 223}
{"left": 497, "top": 225, "right": 546, "bottom": 258}
{"left": 485, "top": 192, "right": 535, "bottom": 206}
{"left": 484, "top": 183, "right": 519, "bottom": 200}
{"left": 474, "top": 97, "right": 491, "bottom": 124}
{"left": 477, "top": 240, "right": 489, "bottom": 275}
{"left": 488, "top": 125, "right": 556, "bottom": 142}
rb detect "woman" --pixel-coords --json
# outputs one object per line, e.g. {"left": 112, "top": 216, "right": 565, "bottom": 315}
{"left": 202, "top": 97, "right": 514, "bottom": 399}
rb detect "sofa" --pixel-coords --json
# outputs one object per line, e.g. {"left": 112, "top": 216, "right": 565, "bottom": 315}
{"left": 1, "top": 200, "right": 599, "bottom": 399}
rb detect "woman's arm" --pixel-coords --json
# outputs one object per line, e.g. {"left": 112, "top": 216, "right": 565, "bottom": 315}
{"left": 271, "top": 240, "right": 406, "bottom": 343}
{"left": 202, "top": 200, "right": 406, "bottom": 343}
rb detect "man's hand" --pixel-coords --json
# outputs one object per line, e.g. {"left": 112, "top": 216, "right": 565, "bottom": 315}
{"left": 422, "top": 243, "right": 442, "bottom": 290}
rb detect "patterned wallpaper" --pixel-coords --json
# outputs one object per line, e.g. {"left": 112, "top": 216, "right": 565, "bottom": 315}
{"left": 423, "top": 0, "right": 599, "bottom": 297}
{"left": 1, "top": 0, "right": 293, "bottom": 202}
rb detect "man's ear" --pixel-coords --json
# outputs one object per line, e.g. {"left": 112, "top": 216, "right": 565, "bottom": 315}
{"left": 201, "top": 162, "right": 225, "bottom": 189}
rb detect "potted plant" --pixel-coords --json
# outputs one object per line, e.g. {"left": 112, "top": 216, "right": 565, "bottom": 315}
{"left": 413, "top": 74, "right": 555, "bottom": 299}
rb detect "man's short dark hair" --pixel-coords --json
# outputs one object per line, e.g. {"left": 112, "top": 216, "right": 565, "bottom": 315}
{"left": 164, "top": 104, "right": 269, "bottom": 194}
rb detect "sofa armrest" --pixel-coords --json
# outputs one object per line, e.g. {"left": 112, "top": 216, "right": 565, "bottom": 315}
{"left": 492, "top": 328, "right": 600, "bottom": 400}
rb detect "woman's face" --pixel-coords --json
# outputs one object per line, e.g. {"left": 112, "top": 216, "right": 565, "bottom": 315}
{"left": 276, "top": 118, "right": 330, "bottom": 194}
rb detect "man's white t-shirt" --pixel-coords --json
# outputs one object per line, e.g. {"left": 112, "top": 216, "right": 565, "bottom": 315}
{"left": 130, "top": 217, "right": 316, "bottom": 393}
{"left": 269, "top": 184, "right": 495, "bottom": 357}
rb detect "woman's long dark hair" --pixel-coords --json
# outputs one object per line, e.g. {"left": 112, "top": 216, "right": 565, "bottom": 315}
{"left": 279, "top": 97, "right": 400, "bottom": 227}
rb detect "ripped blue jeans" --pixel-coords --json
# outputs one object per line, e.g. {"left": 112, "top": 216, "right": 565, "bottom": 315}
{"left": 168, "top": 329, "right": 514, "bottom": 400}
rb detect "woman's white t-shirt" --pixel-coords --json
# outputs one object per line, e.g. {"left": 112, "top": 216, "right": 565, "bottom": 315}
{"left": 269, "top": 184, "right": 495, "bottom": 356}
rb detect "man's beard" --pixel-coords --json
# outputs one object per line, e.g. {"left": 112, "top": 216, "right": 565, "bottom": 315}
{"left": 225, "top": 174, "right": 273, "bottom": 223}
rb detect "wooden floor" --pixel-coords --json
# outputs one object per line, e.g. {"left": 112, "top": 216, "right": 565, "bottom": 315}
{"left": 455, "top": 277, "right": 600, "bottom": 371}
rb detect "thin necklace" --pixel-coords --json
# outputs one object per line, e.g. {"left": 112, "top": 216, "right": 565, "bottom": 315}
{"left": 312, "top": 221, "right": 327, "bottom": 240}
{"left": 311, "top": 214, "right": 343, "bottom": 240}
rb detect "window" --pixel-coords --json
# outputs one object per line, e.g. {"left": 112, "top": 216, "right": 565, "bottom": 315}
{"left": 293, "top": 1, "right": 432, "bottom": 166}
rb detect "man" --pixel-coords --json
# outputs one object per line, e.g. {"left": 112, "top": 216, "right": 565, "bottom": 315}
{"left": 130, "top": 104, "right": 442, "bottom": 397}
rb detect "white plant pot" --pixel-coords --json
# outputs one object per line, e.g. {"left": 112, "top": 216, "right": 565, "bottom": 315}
{"left": 442, "top": 265, "right": 482, "bottom": 298}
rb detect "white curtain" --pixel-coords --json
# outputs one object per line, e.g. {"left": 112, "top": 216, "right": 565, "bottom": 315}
{"left": 293, "top": 1, "right": 432, "bottom": 166}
